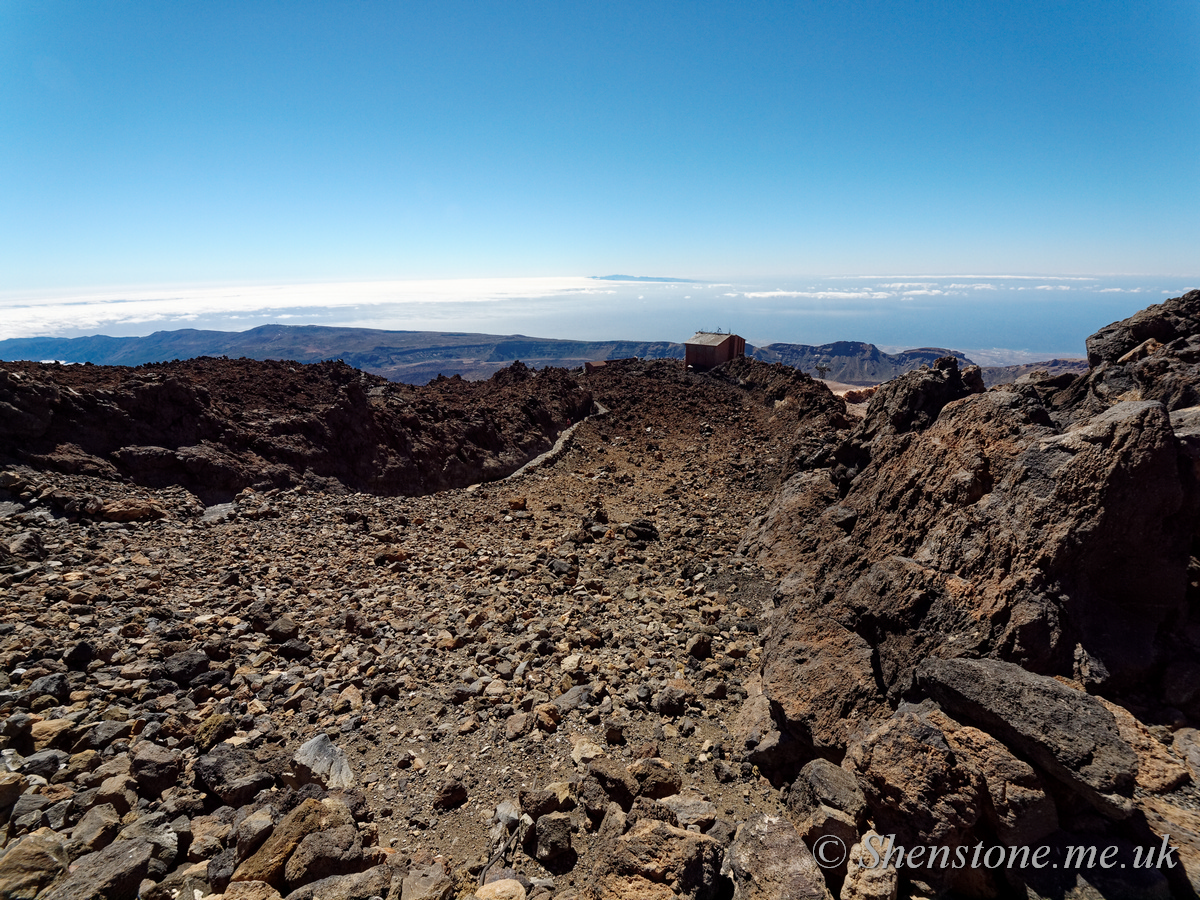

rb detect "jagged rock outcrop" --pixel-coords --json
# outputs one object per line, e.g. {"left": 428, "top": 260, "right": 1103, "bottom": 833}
{"left": 744, "top": 372, "right": 1197, "bottom": 755}
{"left": 1015, "top": 288, "right": 1200, "bottom": 423}
{"left": 738, "top": 290, "right": 1200, "bottom": 897}
{"left": 0, "top": 357, "right": 593, "bottom": 503}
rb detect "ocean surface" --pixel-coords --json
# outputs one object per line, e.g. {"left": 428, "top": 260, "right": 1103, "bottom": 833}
{"left": 2, "top": 274, "right": 1195, "bottom": 365}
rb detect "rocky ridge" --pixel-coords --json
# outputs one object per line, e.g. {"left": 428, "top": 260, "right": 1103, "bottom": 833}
{"left": 0, "top": 358, "right": 592, "bottom": 504}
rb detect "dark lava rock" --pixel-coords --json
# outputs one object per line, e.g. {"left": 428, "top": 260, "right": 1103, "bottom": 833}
{"left": 194, "top": 745, "right": 274, "bottom": 808}
{"left": 916, "top": 657, "right": 1138, "bottom": 818}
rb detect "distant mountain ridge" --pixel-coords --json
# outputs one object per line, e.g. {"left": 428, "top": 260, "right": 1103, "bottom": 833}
{"left": 751, "top": 340, "right": 973, "bottom": 385}
{"left": 0, "top": 324, "right": 684, "bottom": 384}
{"left": 0, "top": 323, "right": 1068, "bottom": 387}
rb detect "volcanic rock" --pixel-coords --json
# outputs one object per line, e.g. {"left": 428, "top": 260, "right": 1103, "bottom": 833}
{"left": 721, "top": 814, "right": 832, "bottom": 900}
{"left": 916, "top": 657, "right": 1137, "bottom": 818}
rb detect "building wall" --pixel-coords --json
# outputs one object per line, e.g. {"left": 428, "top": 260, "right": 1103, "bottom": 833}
{"left": 685, "top": 335, "right": 745, "bottom": 369}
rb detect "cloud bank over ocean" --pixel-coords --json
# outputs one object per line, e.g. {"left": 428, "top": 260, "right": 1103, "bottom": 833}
{"left": 1, "top": 274, "right": 1194, "bottom": 366}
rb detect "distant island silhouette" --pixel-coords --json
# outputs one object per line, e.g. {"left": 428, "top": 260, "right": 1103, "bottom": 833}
{"left": 589, "top": 274, "right": 699, "bottom": 283}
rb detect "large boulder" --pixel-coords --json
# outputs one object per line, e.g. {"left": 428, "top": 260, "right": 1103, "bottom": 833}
{"left": 919, "top": 708, "right": 1058, "bottom": 845}
{"left": 232, "top": 797, "right": 355, "bottom": 890}
{"left": 587, "top": 815, "right": 724, "bottom": 900}
{"left": 40, "top": 837, "right": 155, "bottom": 900}
{"left": 843, "top": 710, "right": 984, "bottom": 849}
{"left": 131, "top": 741, "right": 182, "bottom": 798}
{"left": 0, "top": 828, "right": 69, "bottom": 899}
{"left": 720, "top": 814, "right": 832, "bottom": 900}
{"left": 916, "top": 658, "right": 1137, "bottom": 818}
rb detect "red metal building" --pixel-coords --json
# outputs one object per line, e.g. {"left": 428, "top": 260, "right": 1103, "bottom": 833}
{"left": 684, "top": 332, "right": 746, "bottom": 370}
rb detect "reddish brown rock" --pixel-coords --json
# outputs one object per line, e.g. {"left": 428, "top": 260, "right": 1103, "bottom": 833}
{"left": 588, "top": 818, "right": 724, "bottom": 900}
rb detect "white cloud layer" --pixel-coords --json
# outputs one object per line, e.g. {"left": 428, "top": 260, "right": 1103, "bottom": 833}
{"left": 0, "top": 277, "right": 608, "bottom": 339}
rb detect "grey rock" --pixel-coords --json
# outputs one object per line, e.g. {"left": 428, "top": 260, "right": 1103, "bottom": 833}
{"left": 721, "top": 815, "right": 832, "bottom": 900}
{"left": 283, "top": 823, "right": 363, "bottom": 888}
{"left": 208, "top": 846, "right": 238, "bottom": 893}
{"left": 11, "top": 792, "right": 53, "bottom": 821}
{"left": 71, "top": 719, "right": 134, "bottom": 752}
{"left": 659, "top": 793, "right": 718, "bottom": 831}
{"left": 290, "top": 733, "right": 356, "bottom": 791}
{"left": 68, "top": 803, "right": 122, "bottom": 859}
{"left": 628, "top": 796, "right": 679, "bottom": 828}
{"left": 163, "top": 649, "right": 210, "bottom": 684}
{"left": 685, "top": 633, "right": 712, "bottom": 659}
{"left": 115, "top": 811, "right": 181, "bottom": 880}
{"left": 551, "top": 684, "right": 592, "bottom": 713}
{"left": 917, "top": 657, "right": 1137, "bottom": 818}
{"left": 534, "top": 812, "right": 573, "bottom": 862}
{"left": 0, "top": 827, "right": 69, "bottom": 899}
{"left": 27, "top": 672, "right": 70, "bottom": 702}
{"left": 283, "top": 864, "right": 394, "bottom": 900}
{"left": 0, "top": 771, "right": 27, "bottom": 811}
{"left": 8, "top": 531, "right": 45, "bottom": 560}
{"left": 433, "top": 778, "right": 467, "bottom": 810}
{"left": 587, "top": 759, "right": 637, "bottom": 810}
{"left": 19, "top": 748, "right": 67, "bottom": 780}
{"left": 237, "top": 806, "right": 277, "bottom": 861}
{"left": 137, "top": 861, "right": 212, "bottom": 900}
{"left": 400, "top": 862, "right": 454, "bottom": 900}
{"left": 788, "top": 758, "right": 866, "bottom": 826}
{"left": 627, "top": 757, "right": 681, "bottom": 799}
{"left": 267, "top": 616, "right": 300, "bottom": 642}
{"left": 131, "top": 741, "right": 181, "bottom": 798}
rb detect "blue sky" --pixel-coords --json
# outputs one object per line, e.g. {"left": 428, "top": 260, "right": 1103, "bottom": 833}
{"left": 1, "top": 1, "right": 1197, "bottom": 353}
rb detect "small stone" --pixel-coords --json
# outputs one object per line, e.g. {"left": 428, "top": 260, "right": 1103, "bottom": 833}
{"left": 163, "top": 650, "right": 210, "bottom": 684}
{"left": 40, "top": 836, "right": 155, "bottom": 900}
{"left": 652, "top": 679, "right": 695, "bottom": 716}
{"left": 266, "top": 616, "right": 299, "bottom": 642}
{"left": 131, "top": 741, "right": 181, "bottom": 798}
{"left": 686, "top": 633, "right": 712, "bottom": 659}
{"left": 627, "top": 757, "right": 682, "bottom": 799}
{"left": 505, "top": 712, "right": 533, "bottom": 741}
{"left": 535, "top": 812, "right": 573, "bottom": 861}
{"left": 476, "top": 879, "right": 527, "bottom": 900}
{"left": 660, "top": 792, "right": 718, "bottom": 831}
{"left": 433, "top": 778, "right": 468, "bottom": 810}
{"left": 224, "top": 881, "right": 284, "bottom": 900}
{"left": 194, "top": 713, "right": 237, "bottom": 753}
{"left": 195, "top": 745, "right": 273, "bottom": 807}
{"left": 721, "top": 815, "right": 831, "bottom": 900}
{"left": 399, "top": 861, "right": 454, "bottom": 900}
{"left": 569, "top": 735, "right": 604, "bottom": 766}
{"left": 69, "top": 803, "right": 122, "bottom": 857}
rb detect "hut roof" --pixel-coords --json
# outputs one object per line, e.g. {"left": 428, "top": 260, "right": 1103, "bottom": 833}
{"left": 684, "top": 332, "right": 735, "bottom": 347}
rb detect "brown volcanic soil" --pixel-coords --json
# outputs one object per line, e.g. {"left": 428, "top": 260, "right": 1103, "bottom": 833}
{"left": 0, "top": 357, "right": 848, "bottom": 900}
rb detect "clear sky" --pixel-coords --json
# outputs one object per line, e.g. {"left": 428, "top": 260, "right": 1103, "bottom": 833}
{"left": 1, "top": 1, "right": 1197, "bottom": 350}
